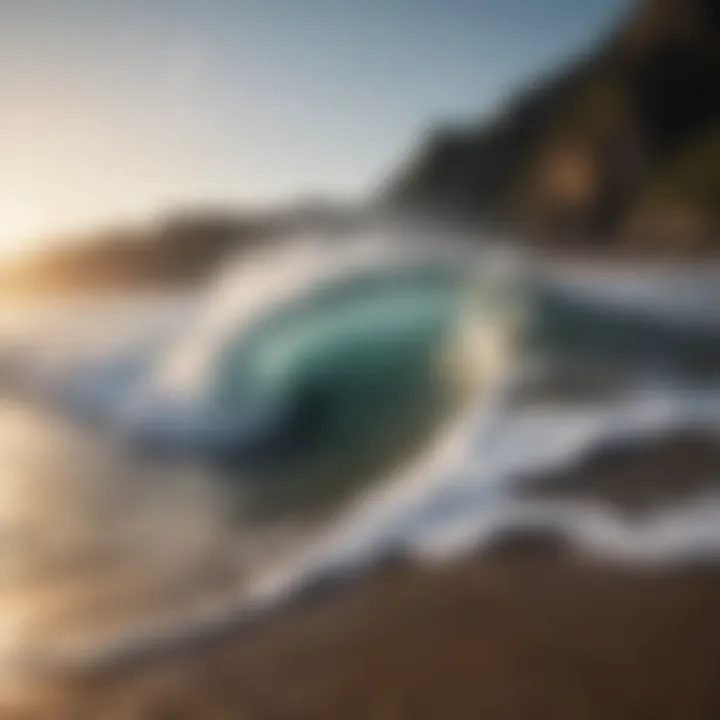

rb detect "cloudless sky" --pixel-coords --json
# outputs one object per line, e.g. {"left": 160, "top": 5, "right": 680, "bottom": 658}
{"left": 0, "top": 0, "right": 630, "bottom": 252}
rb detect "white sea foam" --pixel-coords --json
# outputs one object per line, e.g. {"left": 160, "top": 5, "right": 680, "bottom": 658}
{"left": 0, "top": 236, "right": 719, "bottom": 681}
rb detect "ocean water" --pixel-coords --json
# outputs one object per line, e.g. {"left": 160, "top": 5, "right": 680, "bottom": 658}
{"left": 0, "top": 235, "right": 719, "bottom": 684}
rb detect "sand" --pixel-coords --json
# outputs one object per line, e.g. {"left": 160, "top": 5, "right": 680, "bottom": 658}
{"left": 10, "top": 431, "right": 720, "bottom": 720}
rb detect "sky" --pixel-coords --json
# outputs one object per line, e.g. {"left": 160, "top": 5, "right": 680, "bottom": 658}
{"left": 0, "top": 0, "right": 630, "bottom": 256}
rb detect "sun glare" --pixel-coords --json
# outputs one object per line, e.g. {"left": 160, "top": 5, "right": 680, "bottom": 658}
{"left": 0, "top": 202, "right": 48, "bottom": 265}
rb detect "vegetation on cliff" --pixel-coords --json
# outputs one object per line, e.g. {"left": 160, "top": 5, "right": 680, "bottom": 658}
{"left": 385, "top": 0, "right": 720, "bottom": 251}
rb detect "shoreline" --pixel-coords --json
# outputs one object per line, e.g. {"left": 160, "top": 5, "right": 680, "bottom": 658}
{"left": 11, "top": 427, "right": 720, "bottom": 719}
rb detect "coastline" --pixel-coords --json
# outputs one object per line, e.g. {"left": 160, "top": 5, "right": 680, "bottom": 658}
{"left": 15, "top": 428, "right": 720, "bottom": 720}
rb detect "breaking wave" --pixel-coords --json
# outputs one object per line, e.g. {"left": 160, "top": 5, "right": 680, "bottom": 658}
{"left": 0, "top": 234, "right": 719, "bottom": 683}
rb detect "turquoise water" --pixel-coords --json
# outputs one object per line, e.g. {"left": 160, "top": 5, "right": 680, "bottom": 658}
{"left": 209, "top": 264, "right": 467, "bottom": 514}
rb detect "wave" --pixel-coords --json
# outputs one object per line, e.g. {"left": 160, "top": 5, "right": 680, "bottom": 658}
{"left": 0, "top": 235, "right": 720, "bottom": 681}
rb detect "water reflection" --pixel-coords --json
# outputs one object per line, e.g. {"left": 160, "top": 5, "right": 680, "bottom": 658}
{"left": 0, "top": 403, "right": 310, "bottom": 666}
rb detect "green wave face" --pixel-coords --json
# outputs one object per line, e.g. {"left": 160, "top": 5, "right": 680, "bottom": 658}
{"left": 208, "top": 264, "right": 468, "bottom": 515}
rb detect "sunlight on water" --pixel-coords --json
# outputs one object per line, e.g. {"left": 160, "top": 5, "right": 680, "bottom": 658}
{"left": 0, "top": 405, "right": 237, "bottom": 664}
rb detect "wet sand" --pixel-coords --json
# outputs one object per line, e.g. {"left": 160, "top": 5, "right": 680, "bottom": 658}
{"left": 521, "top": 432, "right": 720, "bottom": 513}
{"left": 13, "top": 430, "right": 720, "bottom": 720}
{"left": 26, "top": 556, "right": 720, "bottom": 719}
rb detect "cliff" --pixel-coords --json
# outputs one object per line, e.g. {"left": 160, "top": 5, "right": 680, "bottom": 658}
{"left": 384, "top": 0, "right": 720, "bottom": 252}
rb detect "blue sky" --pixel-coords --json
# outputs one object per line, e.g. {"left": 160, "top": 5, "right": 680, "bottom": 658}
{"left": 0, "top": 0, "right": 629, "bottom": 250}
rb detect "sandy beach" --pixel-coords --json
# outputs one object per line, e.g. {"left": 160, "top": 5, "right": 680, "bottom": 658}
{"left": 9, "top": 430, "right": 720, "bottom": 720}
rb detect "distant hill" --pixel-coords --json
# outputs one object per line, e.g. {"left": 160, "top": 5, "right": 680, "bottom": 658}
{"left": 383, "top": 0, "right": 720, "bottom": 253}
{"left": 0, "top": 201, "right": 362, "bottom": 294}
